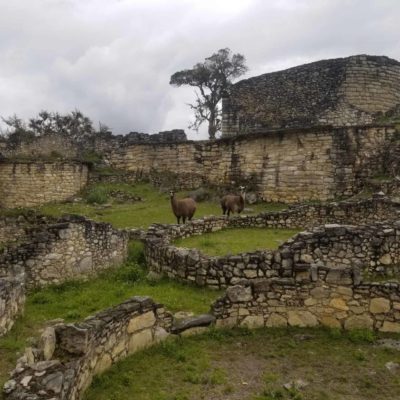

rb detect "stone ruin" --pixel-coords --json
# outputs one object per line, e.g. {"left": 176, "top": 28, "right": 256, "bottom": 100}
{"left": 2, "top": 54, "right": 400, "bottom": 398}
{"left": 222, "top": 55, "right": 400, "bottom": 136}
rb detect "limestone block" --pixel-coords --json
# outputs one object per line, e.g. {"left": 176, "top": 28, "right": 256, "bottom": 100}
{"left": 379, "top": 254, "right": 392, "bottom": 265}
{"left": 127, "top": 312, "right": 156, "bottom": 333}
{"left": 266, "top": 313, "right": 287, "bottom": 328}
{"left": 240, "top": 315, "right": 264, "bottom": 328}
{"left": 329, "top": 298, "right": 349, "bottom": 311}
{"left": 39, "top": 327, "right": 56, "bottom": 361}
{"left": 380, "top": 321, "right": 400, "bottom": 333}
{"left": 370, "top": 298, "right": 391, "bottom": 314}
{"left": 128, "top": 328, "right": 153, "bottom": 353}
{"left": 93, "top": 353, "right": 112, "bottom": 375}
{"left": 226, "top": 285, "right": 253, "bottom": 303}
{"left": 344, "top": 314, "right": 373, "bottom": 330}
{"left": 287, "top": 311, "right": 318, "bottom": 327}
{"left": 320, "top": 316, "right": 341, "bottom": 329}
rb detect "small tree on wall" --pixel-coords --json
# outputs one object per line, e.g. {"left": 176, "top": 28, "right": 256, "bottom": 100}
{"left": 170, "top": 48, "right": 248, "bottom": 139}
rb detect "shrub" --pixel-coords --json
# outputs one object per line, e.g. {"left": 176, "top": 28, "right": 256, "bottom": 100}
{"left": 86, "top": 187, "right": 109, "bottom": 204}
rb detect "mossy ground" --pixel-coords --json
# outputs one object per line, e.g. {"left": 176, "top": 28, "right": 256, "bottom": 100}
{"left": 84, "top": 327, "right": 400, "bottom": 400}
{"left": 174, "top": 227, "right": 301, "bottom": 256}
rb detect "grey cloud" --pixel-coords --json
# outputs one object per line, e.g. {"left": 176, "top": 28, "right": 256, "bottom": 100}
{"left": 0, "top": 0, "right": 399, "bottom": 140}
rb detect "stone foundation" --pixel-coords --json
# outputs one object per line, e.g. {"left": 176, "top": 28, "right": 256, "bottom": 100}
{"left": 0, "top": 215, "right": 128, "bottom": 289}
{"left": 4, "top": 296, "right": 173, "bottom": 399}
{"left": 212, "top": 279, "right": 400, "bottom": 333}
{"left": 144, "top": 198, "right": 400, "bottom": 289}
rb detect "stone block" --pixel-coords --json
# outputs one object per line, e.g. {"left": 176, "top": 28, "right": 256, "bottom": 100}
{"left": 287, "top": 311, "right": 318, "bottom": 327}
{"left": 266, "top": 313, "right": 287, "bottom": 327}
{"left": 329, "top": 298, "right": 349, "bottom": 311}
{"left": 344, "top": 314, "right": 373, "bottom": 330}
{"left": 380, "top": 321, "right": 400, "bottom": 333}
{"left": 127, "top": 311, "right": 156, "bottom": 333}
{"left": 240, "top": 315, "right": 264, "bottom": 328}
{"left": 370, "top": 298, "right": 391, "bottom": 314}
{"left": 128, "top": 329, "right": 153, "bottom": 353}
{"left": 226, "top": 285, "right": 253, "bottom": 303}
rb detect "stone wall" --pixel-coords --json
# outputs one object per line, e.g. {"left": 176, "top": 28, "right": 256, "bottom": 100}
{"left": 144, "top": 198, "right": 400, "bottom": 289}
{"left": 212, "top": 279, "right": 400, "bottom": 333}
{"left": 222, "top": 55, "right": 400, "bottom": 136}
{"left": 0, "top": 277, "right": 25, "bottom": 336}
{"left": 0, "top": 161, "right": 88, "bottom": 208}
{"left": 0, "top": 215, "right": 128, "bottom": 289}
{"left": 107, "top": 125, "right": 396, "bottom": 202}
{"left": 0, "top": 214, "right": 54, "bottom": 245}
{"left": 4, "top": 296, "right": 173, "bottom": 399}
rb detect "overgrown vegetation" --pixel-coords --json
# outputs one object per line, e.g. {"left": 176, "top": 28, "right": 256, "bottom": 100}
{"left": 84, "top": 327, "right": 400, "bottom": 400}
{"left": 174, "top": 227, "right": 300, "bottom": 256}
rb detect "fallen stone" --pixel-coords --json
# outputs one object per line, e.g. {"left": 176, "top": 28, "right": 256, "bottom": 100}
{"left": 283, "top": 379, "right": 309, "bottom": 391}
{"left": 172, "top": 314, "right": 215, "bottom": 334}
{"left": 385, "top": 361, "right": 400, "bottom": 373}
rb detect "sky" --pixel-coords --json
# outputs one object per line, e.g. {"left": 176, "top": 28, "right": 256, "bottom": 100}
{"left": 0, "top": 0, "right": 399, "bottom": 139}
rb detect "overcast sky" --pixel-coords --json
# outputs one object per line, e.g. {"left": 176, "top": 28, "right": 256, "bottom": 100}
{"left": 0, "top": 0, "right": 399, "bottom": 139}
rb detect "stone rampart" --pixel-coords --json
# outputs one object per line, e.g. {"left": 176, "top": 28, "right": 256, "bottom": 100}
{"left": 0, "top": 277, "right": 25, "bottom": 337}
{"left": 107, "top": 125, "right": 396, "bottom": 202}
{"left": 212, "top": 279, "right": 400, "bottom": 333}
{"left": 4, "top": 296, "right": 173, "bottom": 399}
{"left": 0, "top": 161, "right": 88, "bottom": 208}
{"left": 0, "top": 215, "right": 128, "bottom": 289}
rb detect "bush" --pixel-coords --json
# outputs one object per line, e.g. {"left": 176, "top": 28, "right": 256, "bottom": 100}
{"left": 86, "top": 187, "right": 109, "bottom": 204}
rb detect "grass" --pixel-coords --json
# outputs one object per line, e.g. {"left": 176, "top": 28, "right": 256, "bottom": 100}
{"left": 173, "top": 228, "right": 301, "bottom": 256}
{"left": 36, "top": 183, "right": 287, "bottom": 229}
{"left": 83, "top": 327, "right": 400, "bottom": 400}
{"left": 0, "top": 242, "right": 221, "bottom": 396}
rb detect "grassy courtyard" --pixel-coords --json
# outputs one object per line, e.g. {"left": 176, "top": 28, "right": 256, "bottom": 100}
{"left": 36, "top": 183, "right": 287, "bottom": 229}
{"left": 84, "top": 327, "right": 400, "bottom": 400}
{"left": 174, "top": 227, "right": 301, "bottom": 256}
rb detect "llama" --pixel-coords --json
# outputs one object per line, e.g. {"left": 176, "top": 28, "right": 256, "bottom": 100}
{"left": 169, "top": 190, "right": 197, "bottom": 224}
{"left": 221, "top": 186, "right": 246, "bottom": 217}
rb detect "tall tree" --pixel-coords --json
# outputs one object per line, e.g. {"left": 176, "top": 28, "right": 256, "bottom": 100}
{"left": 170, "top": 48, "right": 247, "bottom": 139}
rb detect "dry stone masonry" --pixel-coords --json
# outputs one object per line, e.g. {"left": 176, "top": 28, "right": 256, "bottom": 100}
{"left": 144, "top": 197, "right": 400, "bottom": 289}
{"left": 3, "top": 296, "right": 173, "bottom": 400}
{"left": 222, "top": 55, "right": 400, "bottom": 135}
{"left": 107, "top": 125, "right": 396, "bottom": 203}
{"left": 0, "top": 215, "right": 128, "bottom": 289}
{"left": 212, "top": 279, "right": 400, "bottom": 333}
{"left": 0, "top": 161, "right": 88, "bottom": 208}
{"left": 3, "top": 295, "right": 216, "bottom": 400}
{"left": 0, "top": 215, "right": 128, "bottom": 336}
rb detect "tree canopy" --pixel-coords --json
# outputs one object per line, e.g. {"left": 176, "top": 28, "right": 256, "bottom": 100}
{"left": 170, "top": 48, "right": 247, "bottom": 139}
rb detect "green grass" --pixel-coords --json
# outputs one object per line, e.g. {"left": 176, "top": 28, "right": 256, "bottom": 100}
{"left": 36, "top": 183, "right": 287, "bottom": 229}
{"left": 83, "top": 327, "right": 400, "bottom": 400}
{"left": 0, "top": 242, "right": 220, "bottom": 396}
{"left": 173, "top": 228, "right": 301, "bottom": 256}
